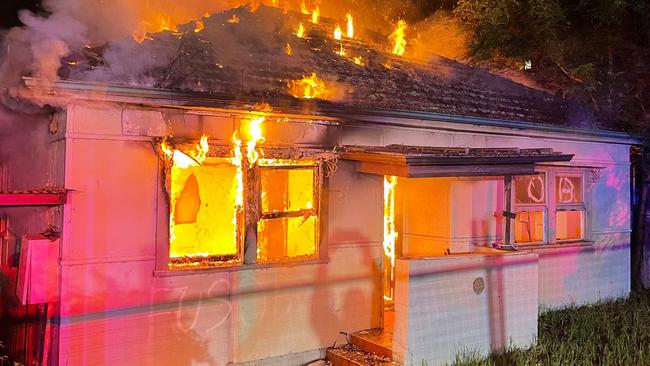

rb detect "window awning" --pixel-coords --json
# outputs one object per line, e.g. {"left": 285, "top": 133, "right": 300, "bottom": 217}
{"left": 340, "top": 145, "right": 574, "bottom": 178}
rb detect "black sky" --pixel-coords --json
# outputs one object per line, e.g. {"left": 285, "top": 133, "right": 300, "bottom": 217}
{"left": 0, "top": 0, "right": 43, "bottom": 29}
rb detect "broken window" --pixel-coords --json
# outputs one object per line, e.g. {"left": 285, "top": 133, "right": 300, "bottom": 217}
{"left": 555, "top": 175, "right": 585, "bottom": 241}
{"left": 514, "top": 174, "right": 547, "bottom": 244}
{"left": 169, "top": 157, "right": 242, "bottom": 268}
{"left": 511, "top": 171, "right": 587, "bottom": 245}
{"left": 257, "top": 165, "right": 319, "bottom": 262}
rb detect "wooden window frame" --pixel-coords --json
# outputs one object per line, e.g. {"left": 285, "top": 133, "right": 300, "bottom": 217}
{"left": 155, "top": 151, "right": 327, "bottom": 272}
{"left": 507, "top": 167, "right": 591, "bottom": 247}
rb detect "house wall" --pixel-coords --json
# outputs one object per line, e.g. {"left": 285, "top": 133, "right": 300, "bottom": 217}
{"left": 57, "top": 103, "right": 382, "bottom": 366}
{"left": 54, "top": 102, "right": 632, "bottom": 366}
{"left": 393, "top": 252, "right": 539, "bottom": 365}
{"left": 343, "top": 123, "right": 632, "bottom": 310}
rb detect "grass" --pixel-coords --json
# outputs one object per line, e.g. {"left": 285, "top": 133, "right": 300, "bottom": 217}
{"left": 453, "top": 291, "right": 650, "bottom": 366}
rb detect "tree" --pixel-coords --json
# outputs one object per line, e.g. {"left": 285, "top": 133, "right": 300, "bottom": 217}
{"left": 455, "top": 0, "right": 650, "bottom": 289}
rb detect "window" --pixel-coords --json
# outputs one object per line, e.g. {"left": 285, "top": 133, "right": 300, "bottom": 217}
{"left": 257, "top": 165, "right": 320, "bottom": 262}
{"left": 168, "top": 157, "right": 243, "bottom": 268}
{"left": 160, "top": 140, "right": 324, "bottom": 270}
{"left": 513, "top": 175, "right": 547, "bottom": 244}
{"left": 511, "top": 170, "right": 588, "bottom": 245}
{"left": 555, "top": 175, "right": 585, "bottom": 241}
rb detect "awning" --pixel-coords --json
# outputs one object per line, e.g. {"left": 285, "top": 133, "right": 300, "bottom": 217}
{"left": 340, "top": 145, "right": 574, "bottom": 177}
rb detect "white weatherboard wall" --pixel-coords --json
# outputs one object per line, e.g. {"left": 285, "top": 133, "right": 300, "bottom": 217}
{"left": 56, "top": 103, "right": 382, "bottom": 366}
{"left": 343, "top": 122, "right": 632, "bottom": 309}
{"left": 393, "top": 252, "right": 539, "bottom": 366}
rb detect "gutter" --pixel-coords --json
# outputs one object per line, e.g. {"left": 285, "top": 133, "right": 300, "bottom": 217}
{"left": 23, "top": 77, "right": 641, "bottom": 145}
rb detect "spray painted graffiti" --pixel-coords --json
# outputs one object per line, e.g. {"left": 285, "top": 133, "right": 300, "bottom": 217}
{"left": 526, "top": 176, "right": 545, "bottom": 203}
{"left": 558, "top": 176, "right": 576, "bottom": 203}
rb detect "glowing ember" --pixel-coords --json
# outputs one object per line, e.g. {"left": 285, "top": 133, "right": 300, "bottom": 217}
{"left": 288, "top": 73, "right": 327, "bottom": 99}
{"left": 194, "top": 20, "right": 204, "bottom": 33}
{"left": 285, "top": 43, "right": 293, "bottom": 56}
{"left": 227, "top": 14, "right": 240, "bottom": 24}
{"left": 311, "top": 6, "right": 319, "bottom": 24}
{"left": 383, "top": 175, "right": 398, "bottom": 301}
{"left": 296, "top": 23, "right": 305, "bottom": 38}
{"left": 353, "top": 56, "right": 364, "bottom": 66}
{"left": 389, "top": 20, "right": 407, "bottom": 56}
{"left": 346, "top": 13, "right": 354, "bottom": 38}
{"left": 334, "top": 24, "right": 343, "bottom": 40}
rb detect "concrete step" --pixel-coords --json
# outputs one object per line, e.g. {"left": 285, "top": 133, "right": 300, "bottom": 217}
{"left": 326, "top": 344, "right": 396, "bottom": 366}
{"left": 350, "top": 330, "right": 392, "bottom": 359}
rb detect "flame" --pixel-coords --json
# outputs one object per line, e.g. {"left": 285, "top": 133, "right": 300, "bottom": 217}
{"left": 334, "top": 24, "right": 342, "bottom": 40}
{"left": 227, "top": 14, "right": 240, "bottom": 24}
{"left": 300, "top": 0, "right": 309, "bottom": 14}
{"left": 390, "top": 20, "right": 407, "bottom": 56}
{"left": 285, "top": 43, "right": 293, "bottom": 56}
{"left": 250, "top": 1, "right": 260, "bottom": 12}
{"left": 194, "top": 20, "right": 204, "bottom": 33}
{"left": 160, "top": 135, "right": 209, "bottom": 169}
{"left": 383, "top": 175, "right": 398, "bottom": 301}
{"left": 353, "top": 56, "right": 364, "bottom": 66}
{"left": 346, "top": 13, "right": 354, "bottom": 38}
{"left": 296, "top": 23, "right": 305, "bottom": 38}
{"left": 335, "top": 44, "right": 346, "bottom": 56}
{"left": 311, "top": 6, "right": 319, "bottom": 24}
{"left": 231, "top": 134, "right": 245, "bottom": 207}
{"left": 288, "top": 73, "right": 327, "bottom": 99}
{"left": 244, "top": 117, "right": 266, "bottom": 165}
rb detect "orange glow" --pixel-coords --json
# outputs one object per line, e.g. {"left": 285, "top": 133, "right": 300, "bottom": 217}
{"left": 311, "top": 6, "right": 319, "bottom": 24}
{"left": 288, "top": 72, "right": 328, "bottom": 99}
{"left": 383, "top": 175, "right": 397, "bottom": 301}
{"left": 296, "top": 22, "right": 305, "bottom": 38}
{"left": 353, "top": 56, "right": 364, "bottom": 66}
{"left": 390, "top": 20, "right": 407, "bottom": 56}
{"left": 334, "top": 24, "right": 343, "bottom": 40}
{"left": 346, "top": 12, "right": 354, "bottom": 38}
{"left": 300, "top": 0, "right": 309, "bottom": 14}
{"left": 164, "top": 135, "right": 244, "bottom": 268}
{"left": 243, "top": 116, "right": 266, "bottom": 165}
{"left": 194, "top": 19, "right": 204, "bottom": 33}
{"left": 335, "top": 44, "right": 346, "bottom": 56}
{"left": 285, "top": 43, "right": 293, "bottom": 56}
{"left": 227, "top": 14, "right": 240, "bottom": 24}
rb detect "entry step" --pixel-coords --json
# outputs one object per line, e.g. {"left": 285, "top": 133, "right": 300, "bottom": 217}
{"left": 326, "top": 344, "right": 396, "bottom": 366}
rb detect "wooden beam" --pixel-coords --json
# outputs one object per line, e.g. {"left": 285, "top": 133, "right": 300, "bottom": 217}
{"left": 356, "top": 162, "right": 537, "bottom": 178}
{"left": 0, "top": 194, "right": 66, "bottom": 206}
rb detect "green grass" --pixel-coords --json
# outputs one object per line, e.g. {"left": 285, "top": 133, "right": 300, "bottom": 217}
{"left": 453, "top": 291, "right": 650, "bottom": 366}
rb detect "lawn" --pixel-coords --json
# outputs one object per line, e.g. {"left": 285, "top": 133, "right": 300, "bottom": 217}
{"left": 455, "top": 291, "right": 650, "bottom": 366}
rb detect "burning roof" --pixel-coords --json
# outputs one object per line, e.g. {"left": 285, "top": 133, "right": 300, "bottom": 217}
{"left": 59, "top": 5, "right": 581, "bottom": 126}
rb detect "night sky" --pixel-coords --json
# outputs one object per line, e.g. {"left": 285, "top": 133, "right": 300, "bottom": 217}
{"left": 0, "top": 0, "right": 43, "bottom": 29}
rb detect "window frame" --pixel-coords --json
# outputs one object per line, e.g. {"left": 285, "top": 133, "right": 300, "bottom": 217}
{"left": 154, "top": 144, "right": 328, "bottom": 272}
{"left": 254, "top": 163, "right": 323, "bottom": 264}
{"left": 508, "top": 167, "right": 591, "bottom": 247}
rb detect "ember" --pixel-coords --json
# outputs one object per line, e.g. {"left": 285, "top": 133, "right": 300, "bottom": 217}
{"left": 288, "top": 73, "right": 328, "bottom": 99}
{"left": 194, "top": 20, "right": 204, "bottom": 33}
{"left": 227, "top": 14, "right": 240, "bottom": 24}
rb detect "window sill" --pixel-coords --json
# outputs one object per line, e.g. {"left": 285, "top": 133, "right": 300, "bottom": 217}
{"left": 514, "top": 240, "right": 594, "bottom": 251}
{"left": 153, "top": 257, "right": 331, "bottom": 277}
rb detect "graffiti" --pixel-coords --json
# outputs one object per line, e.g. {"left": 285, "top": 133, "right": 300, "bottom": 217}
{"left": 526, "top": 176, "right": 545, "bottom": 203}
{"left": 558, "top": 176, "right": 576, "bottom": 203}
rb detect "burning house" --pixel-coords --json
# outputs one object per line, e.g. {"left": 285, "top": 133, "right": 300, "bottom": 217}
{"left": 0, "top": 4, "right": 639, "bottom": 366}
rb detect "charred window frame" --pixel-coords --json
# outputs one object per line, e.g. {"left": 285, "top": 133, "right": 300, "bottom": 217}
{"left": 154, "top": 140, "right": 329, "bottom": 272}
{"left": 508, "top": 168, "right": 591, "bottom": 246}
{"left": 247, "top": 163, "right": 323, "bottom": 264}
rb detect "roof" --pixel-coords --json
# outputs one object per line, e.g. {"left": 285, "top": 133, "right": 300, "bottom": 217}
{"left": 341, "top": 145, "right": 574, "bottom": 177}
{"left": 60, "top": 5, "right": 589, "bottom": 128}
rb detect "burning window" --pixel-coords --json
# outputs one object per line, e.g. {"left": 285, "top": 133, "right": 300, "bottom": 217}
{"left": 169, "top": 158, "right": 242, "bottom": 267}
{"left": 257, "top": 164, "right": 319, "bottom": 262}
{"left": 159, "top": 130, "right": 327, "bottom": 270}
